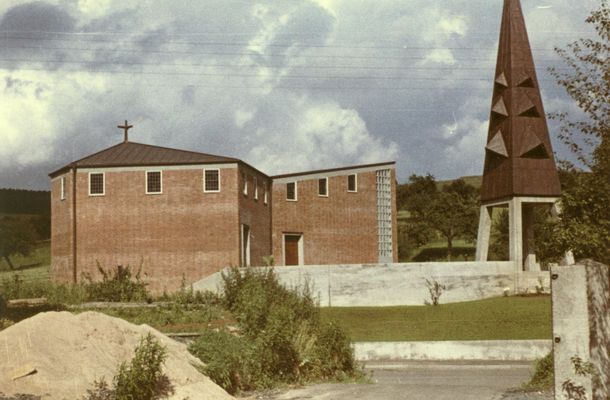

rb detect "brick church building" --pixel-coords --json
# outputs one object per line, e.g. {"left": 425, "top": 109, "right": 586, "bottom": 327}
{"left": 49, "top": 128, "right": 397, "bottom": 292}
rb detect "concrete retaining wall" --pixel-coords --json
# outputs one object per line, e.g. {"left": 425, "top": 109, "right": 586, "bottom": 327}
{"left": 354, "top": 340, "right": 551, "bottom": 361}
{"left": 193, "top": 262, "right": 550, "bottom": 306}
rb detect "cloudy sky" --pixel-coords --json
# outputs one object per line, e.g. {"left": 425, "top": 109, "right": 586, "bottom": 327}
{"left": 0, "top": 0, "right": 599, "bottom": 190}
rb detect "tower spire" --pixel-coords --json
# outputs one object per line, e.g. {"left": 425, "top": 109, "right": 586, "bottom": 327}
{"left": 480, "top": 0, "right": 561, "bottom": 202}
{"left": 476, "top": 0, "right": 562, "bottom": 276}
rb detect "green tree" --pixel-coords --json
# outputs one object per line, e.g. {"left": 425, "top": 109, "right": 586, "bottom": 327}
{"left": 398, "top": 174, "right": 439, "bottom": 258}
{"left": 542, "top": 2, "right": 610, "bottom": 264}
{"left": 429, "top": 179, "right": 479, "bottom": 260}
{"left": 399, "top": 175, "right": 479, "bottom": 261}
{"left": 0, "top": 217, "right": 38, "bottom": 270}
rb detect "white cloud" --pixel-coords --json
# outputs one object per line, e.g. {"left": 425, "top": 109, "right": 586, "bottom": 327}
{"left": 246, "top": 100, "right": 398, "bottom": 175}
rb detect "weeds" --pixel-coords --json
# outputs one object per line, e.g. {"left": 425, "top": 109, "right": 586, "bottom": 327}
{"left": 523, "top": 352, "right": 554, "bottom": 391}
{"left": 84, "top": 333, "right": 173, "bottom": 400}
{"left": 424, "top": 278, "right": 446, "bottom": 306}
{"left": 83, "top": 264, "right": 150, "bottom": 303}
{"left": 189, "top": 267, "right": 362, "bottom": 395}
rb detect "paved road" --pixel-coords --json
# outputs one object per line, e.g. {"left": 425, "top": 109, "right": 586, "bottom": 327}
{"left": 251, "top": 361, "right": 552, "bottom": 400}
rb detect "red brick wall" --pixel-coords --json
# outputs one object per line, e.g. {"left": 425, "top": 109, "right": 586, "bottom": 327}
{"left": 238, "top": 165, "right": 273, "bottom": 266}
{"left": 50, "top": 172, "right": 74, "bottom": 283}
{"left": 271, "top": 167, "right": 398, "bottom": 266}
{"left": 54, "top": 166, "right": 241, "bottom": 293}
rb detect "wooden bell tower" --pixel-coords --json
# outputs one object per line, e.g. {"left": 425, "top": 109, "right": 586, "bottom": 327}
{"left": 475, "top": 0, "right": 561, "bottom": 272}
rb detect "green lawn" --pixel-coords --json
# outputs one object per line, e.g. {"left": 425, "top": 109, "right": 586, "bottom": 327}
{"left": 320, "top": 296, "right": 551, "bottom": 342}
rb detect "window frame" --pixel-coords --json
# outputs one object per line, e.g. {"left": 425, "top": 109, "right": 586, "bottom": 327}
{"left": 286, "top": 181, "right": 298, "bottom": 201}
{"left": 60, "top": 176, "right": 66, "bottom": 200}
{"left": 88, "top": 172, "right": 105, "bottom": 196}
{"left": 145, "top": 170, "right": 163, "bottom": 195}
{"left": 347, "top": 173, "right": 358, "bottom": 193}
{"left": 203, "top": 168, "right": 221, "bottom": 193}
{"left": 318, "top": 177, "right": 329, "bottom": 197}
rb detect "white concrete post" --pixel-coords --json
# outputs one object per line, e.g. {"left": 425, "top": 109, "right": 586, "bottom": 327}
{"left": 475, "top": 205, "right": 493, "bottom": 261}
{"left": 508, "top": 198, "right": 523, "bottom": 270}
{"left": 522, "top": 204, "right": 540, "bottom": 272}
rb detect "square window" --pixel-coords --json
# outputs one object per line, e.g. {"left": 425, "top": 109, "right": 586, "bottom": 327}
{"left": 60, "top": 176, "right": 66, "bottom": 200}
{"left": 204, "top": 169, "right": 220, "bottom": 192}
{"left": 89, "top": 173, "right": 104, "bottom": 196}
{"left": 146, "top": 171, "right": 162, "bottom": 194}
{"left": 348, "top": 174, "right": 358, "bottom": 192}
{"left": 318, "top": 177, "right": 328, "bottom": 196}
{"left": 254, "top": 177, "right": 258, "bottom": 200}
{"left": 286, "top": 182, "right": 297, "bottom": 201}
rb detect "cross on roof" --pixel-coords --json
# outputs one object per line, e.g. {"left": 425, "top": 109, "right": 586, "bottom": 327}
{"left": 117, "top": 120, "right": 133, "bottom": 143}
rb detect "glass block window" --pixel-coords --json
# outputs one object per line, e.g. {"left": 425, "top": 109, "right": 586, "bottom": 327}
{"left": 376, "top": 169, "right": 393, "bottom": 262}
{"left": 286, "top": 182, "right": 297, "bottom": 201}
{"left": 318, "top": 177, "right": 328, "bottom": 196}
{"left": 89, "top": 173, "right": 104, "bottom": 196}
{"left": 146, "top": 171, "right": 162, "bottom": 194}
{"left": 204, "top": 169, "right": 220, "bottom": 192}
{"left": 348, "top": 174, "right": 357, "bottom": 192}
{"left": 60, "top": 176, "right": 66, "bottom": 200}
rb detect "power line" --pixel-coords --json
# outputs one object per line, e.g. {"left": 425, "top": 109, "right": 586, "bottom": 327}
{"left": 0, "top": 44, "right": 565, "bottom": 62}
{"left": 0, "top": 56, "right": 573, "bottom": 71}
{"left": 0, "top": 34, "right": 563, "bottom": 51}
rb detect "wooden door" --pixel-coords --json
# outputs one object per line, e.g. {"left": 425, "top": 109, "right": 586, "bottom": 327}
{"left": 284, "top": 235, "right": 301, "bottom": 266}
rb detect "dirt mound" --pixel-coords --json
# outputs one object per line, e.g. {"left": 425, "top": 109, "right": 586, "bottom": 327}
{"left": 0, "top": 311, "right": 233, "bottom": 400}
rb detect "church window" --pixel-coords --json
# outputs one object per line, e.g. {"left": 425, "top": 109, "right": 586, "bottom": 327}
{"left": 204, "top": 169, "right": 220, "bottom": 192}
{"left": 318, "top": 177, "right": 328, "bottom": 196}
{"left": 348, "top": 174, "right": 358, "bottom": 192}
{"left": 89, "top": 172, "right": 104, "bottom": 196}
{"left": 286, "top": 182, "right": 297, "bottom": 201}
{"left": 146, "top": 171, "right": 162, "bottom": 194}
{"left": 264, "top": 183, "right": 268, "bottom": 204}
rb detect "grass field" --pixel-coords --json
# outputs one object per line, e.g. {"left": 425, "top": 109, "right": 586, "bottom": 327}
{"left": 0, "top": 241, "right": 51, "bottom": 284}
{"left": 320, "top": 296, "right": 551, "bottom": 342}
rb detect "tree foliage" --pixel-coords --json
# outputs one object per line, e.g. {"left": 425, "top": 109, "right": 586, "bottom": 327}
{"left": 399, "top": 175, "right": 478, "bottom": 260}
{"left": 0, "top": 216, "right": 39, "bottom": 270}
{"left": 542, "top": 2, "right": 610, "bottom": 264}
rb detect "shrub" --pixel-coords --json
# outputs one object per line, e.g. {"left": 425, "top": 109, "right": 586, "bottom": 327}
{"left": 83, "top": 264, "right": 150, "bottom": 302}
{"left": 523, "top": 352, "right": 554, "bottom": 391}
{"left": 85, "top": 333, "right": 173, "bottom": 400}
{"left": 189, "top": 267, "right": 362, "bottom": 394}
{"left": 189, "top": 330, "right": 258, "bottom": 395}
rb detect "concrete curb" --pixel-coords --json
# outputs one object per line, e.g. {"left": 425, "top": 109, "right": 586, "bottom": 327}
{"left": 354, "top": 340, "right": 551, "bottom": 361}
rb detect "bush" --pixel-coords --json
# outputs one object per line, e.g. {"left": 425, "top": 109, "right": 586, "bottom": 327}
{"left": 189, "top": 330, "right": 258, "bottom": 395}
{"left": 189, "top": 267, "right": 362, "bottom": 394}
{"left": 83, "top": 264, "right": 150, "bottom": 302}
{"left": 523, "top": 352, "right": 554, "bottom": 391}
{"left": 85, "top": 333, "right": 173, "bottom": 400}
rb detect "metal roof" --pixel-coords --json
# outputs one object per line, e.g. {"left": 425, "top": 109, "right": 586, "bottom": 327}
{"left": 49, "top": 141, "right": 240, "bottom": 177}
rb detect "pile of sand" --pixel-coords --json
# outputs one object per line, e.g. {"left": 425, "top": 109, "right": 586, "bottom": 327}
{"left": 0, "top": 311, "right": 233, "bottom": 400}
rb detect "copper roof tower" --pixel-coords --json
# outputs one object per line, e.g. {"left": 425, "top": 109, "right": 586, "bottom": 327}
{"left": 476, "top": 0, "right": 563, "bottom": 275}
{"left": 480, "top": 0, "right": 561, "bottom": 202}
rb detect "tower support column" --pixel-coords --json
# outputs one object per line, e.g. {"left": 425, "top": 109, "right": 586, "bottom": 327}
{"left": 475, "top": 205, "right": 493, "bottom": 261}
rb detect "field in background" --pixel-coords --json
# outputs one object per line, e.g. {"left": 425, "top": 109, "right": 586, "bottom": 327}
{"left": 0, "top": 241, "right": 51, "bottom": 284}
{"left": 321, "top": 296, "right": 551, "bottom": 342}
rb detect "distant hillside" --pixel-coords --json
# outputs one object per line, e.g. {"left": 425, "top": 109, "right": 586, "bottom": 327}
{"left": 0, "top": 188, "right": 51, "bottom": 216}
{"left": 437, "top": 175, "right": 482, "bottom": 190}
